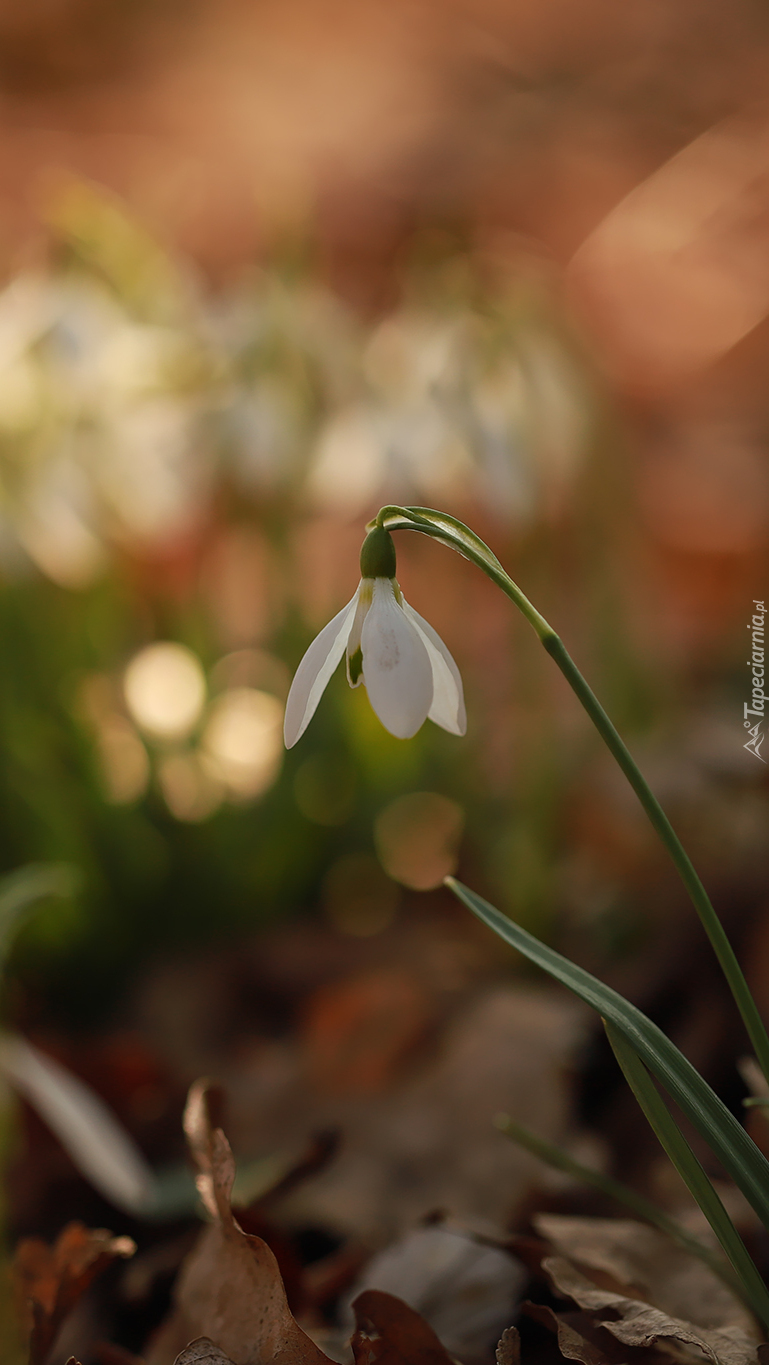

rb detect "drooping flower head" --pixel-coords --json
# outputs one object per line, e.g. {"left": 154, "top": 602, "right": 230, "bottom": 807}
{"left": 283, "top": 525, "right": 466, "bottom": 746}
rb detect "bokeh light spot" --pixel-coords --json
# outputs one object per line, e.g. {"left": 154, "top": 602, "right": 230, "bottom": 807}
{"left": 201, "top": 687, "right": 283, "bottom": 799}
{"left": 158, "top": 751, "right": 223, "bottom": 822}
{"left": 124, "top": 642, "right": 206, "bottom": 741}
{"left": 98, "top": 717, "right": 150, "bottom": 804}
{"left": 374, "top": 791, "right": 464, "bottom": 890}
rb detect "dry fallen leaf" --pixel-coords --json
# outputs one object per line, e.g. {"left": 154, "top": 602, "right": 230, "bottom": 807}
{"left": 524, "top": 1301, "right": 629, "bottom": 1365}
{"left": 495, "top": 1326, "right": 520, "bottom": 1365}
{"left": 300, "top": 968, "right": 436, "bottom": 1095}
{"left": 244, "top": 987, "right": 584, "bottom": 1244}
{"left": 174, "top": 1341, "right": 238, "bottom": 1364}
{"left": 344, "top": 1224, "right": 523, "bottom": 1363}
{"left": 12, "top": 1221, "right": 136, "bottom": 1365}
{"left": 542, "top": 1254, "right": 759, "bottom": 1365}
{"left": 534, "top": 1213, "right": 757, "bottom": 1338}
{"left": 148, "top": 1080, "right": 336, "bottom": 1365}
{"left": 351, "top": 1288, "right": 457, "bottom": 1365}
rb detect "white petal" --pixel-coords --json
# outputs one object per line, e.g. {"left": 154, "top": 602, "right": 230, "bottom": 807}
{"left": 402, "top": 600, "right": 466, "bottom": 736}
{"left": 283, "top": 589, "right": 360, "bottom": 747}
{"left": 345, "top": 579, "right": 374, "bottom": 688}
{"left": 361, "top": 579, "right": 433, "bottom": 738}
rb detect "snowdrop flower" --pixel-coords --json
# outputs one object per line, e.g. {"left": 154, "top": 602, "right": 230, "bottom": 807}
{"left": 284, "top": 526, "right": 466, "bottom": 746}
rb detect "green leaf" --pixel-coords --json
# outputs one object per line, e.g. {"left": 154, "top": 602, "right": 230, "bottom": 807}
{"left": 0, "top": 1032, "right": 155, "bottom": 1214}
{"left": 446, "top": 877, "right": 769, "bottom": 1232}
{"left": 605, "top": 1021, "right": 769, "bottom": 1331}
{"left": 0, "top": 863, "right": 75, "bottom": 978}
{"left": 496, "top": 1115, "right": 742, "bottom": 1295}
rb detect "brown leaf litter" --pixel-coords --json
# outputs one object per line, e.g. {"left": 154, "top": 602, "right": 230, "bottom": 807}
{"left": 174, "top": 1341, "right": 239, "bottom": 1364}
{"left": 19, "top": 1069, "right": 769, "bottom": 1365}
{"left": 541, "top": 1255, "right": 757, "bottom": 1365}
{"left": 146, "top": 1079, "right": 338, "bottom": 1365}
{"left": 222, "top": 986, "right": 585, "bottom": 1244}
{"left": 12, "top": 1220, "right": 135, "bottom": 1365}
{"left": 351, "top": 1288, "right": 456, "bottom": 1365}
{"left": 495, "top": 1326, "right": 520, "bottom": 1365}
{"left": 525, "top": 1212, "right": 763, "bottom": 1365}
{"left": 534, "top": 1213, "right": 758, "bottom": 1339}
{"left": 149, "top": 1078, "right": 525, "bottom": 1365}
{"left": 342, "top": 1222, "right": 524, "bottom": 1361}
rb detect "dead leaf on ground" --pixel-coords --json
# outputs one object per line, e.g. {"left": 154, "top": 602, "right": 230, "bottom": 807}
{"left": 534, "top": 1213, "right": 757, "bottom": 1338}
{"left": 174, "top": 1340, "right": 237, "bottom": 1364}
{"left": 300, "top": 969, "right": 436, "bottom": 1095}
{"left": 495, "top": 1326, "right": 520, "bottom": 1365}
{"left": 242, "top": 987, "right": 584, "bottom": 1244}
{"left": 543, "top": 1254, "right": 759, "bottom": 1365}
{"left": 147, "top": 1079, "right": 337, "bottom": 1365}
{"left": 12, "top": 1220, "right": 136, "bottom": 1365}
{"left": 344, "top": 1224, "right": 524, "bottom": 1363}
{"left": 523, "top": 1301, "right": 632, "bottom": 1365}
{"left": 351, "top": 1288, "right": 457, "bottom": 1365}
{"left": 234, "top": 1129, "right": 344, "bottom": 1316}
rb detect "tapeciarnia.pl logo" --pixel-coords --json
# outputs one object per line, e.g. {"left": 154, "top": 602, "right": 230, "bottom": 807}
{"left": 744, "top": 599, "right": 766, "bottom": 762}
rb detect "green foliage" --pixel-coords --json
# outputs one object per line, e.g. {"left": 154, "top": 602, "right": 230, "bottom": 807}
{"left": 606, "top": 1022, "right": 769, "bottom": 1330}
{"left": 449, "top": 877, "right": 769, "bottom": 1231}
{"left": 448, "top": 870, "right": 769, "bottom": 1340}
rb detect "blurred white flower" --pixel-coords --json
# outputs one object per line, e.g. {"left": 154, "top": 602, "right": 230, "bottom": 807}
{"left": 284, "top": 569, "right": 465, "bottom": 747}
{"left": 362, "top": 311, "right": 465, "bottom": 402}
{"left": 307, "top": 402, "right": 472, "bottom": 513}
{"left": 98, "top": 399, "right": 205, "bottom": 541}
{"left": 17, "top": 455, "right": 106, "bottom": 588}
{"left": 93, "top": 322, "right": 193, "bottom": 404}
{"left": 307, "top": 309, "right": 474, "bottom": 513}
{"left": 201, "top": 687, "right": 284, "bottom": 799}
{"left": 227, "top": 378, "right": 307, "bottom": 493}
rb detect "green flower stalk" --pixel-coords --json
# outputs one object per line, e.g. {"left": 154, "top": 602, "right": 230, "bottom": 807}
{"left": 284, "top": 504, "right": 769, "bottom": 1327}
{"left": 369, "top": 505, "right": 769, "bottom": 1088}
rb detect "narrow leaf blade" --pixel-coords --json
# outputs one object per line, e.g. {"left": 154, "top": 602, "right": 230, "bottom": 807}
{"left": 605, "top": 1021, "right": 769, "bottom": 1331}
{"left": 0, "top": 863, "right": 75, "bottom": 975}
{"left": 0, "top": 1033, "right": 155, "bottom": 1214}
{"left": 496, "top": 1115, "right": 741, "bottom": 1292}
{"left": 446, "top": 877, "right": 769, "bottom": 1231}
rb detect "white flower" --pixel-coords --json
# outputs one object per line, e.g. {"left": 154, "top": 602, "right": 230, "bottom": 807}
{"left": 283, "top": 576, "right": 466, "bottom": 746}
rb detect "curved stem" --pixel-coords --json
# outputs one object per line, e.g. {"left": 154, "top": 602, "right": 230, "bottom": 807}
{"left": 543, "top": 634, "right": 769, "bottom": 1083}
{"left": 376, "top": 504, "right": 769, "bottom": 1083}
